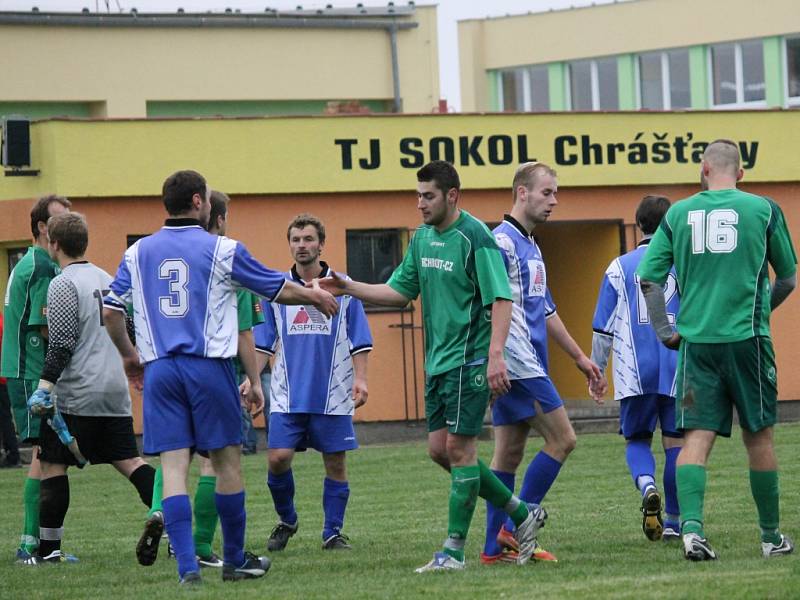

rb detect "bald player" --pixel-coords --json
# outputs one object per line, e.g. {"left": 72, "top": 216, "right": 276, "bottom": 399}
{"left": 638, "top": 139, "right": 797, "bottom": 561}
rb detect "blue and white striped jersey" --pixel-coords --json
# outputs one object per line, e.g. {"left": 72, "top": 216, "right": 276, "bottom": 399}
{"left": 493, "top": 216, "right": 556, "bottom": 380}
{"left": 592, "top": 239, "right": 680, "bottom": 400}
{"left": 104, "top": 219, "right": 286, "bottom": 363}
{"left": 254, "top": 264, "right": 373, "bottom": 416}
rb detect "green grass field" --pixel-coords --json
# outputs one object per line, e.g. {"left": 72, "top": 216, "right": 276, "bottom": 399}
{"left": 2, "top": 424, "right": 800, "bottom": 599}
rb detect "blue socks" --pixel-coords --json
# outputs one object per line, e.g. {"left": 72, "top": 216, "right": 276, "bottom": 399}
{"left": 503, "top": 451, "right": 562, "bottom": 532}
{"left": 215, "top": 491, "right": 246, "bottom": 567}
{"left": 626, "top": 440, "right": 656, "bottom": 493}
{"left": 484, "top": 470, "right": 514, "bottom": 556}
{"left": 322, "top": 478, "right": 350, "bottom": 541}
{"left": 664, "top": 446, "right": 681, "bottom": 527}
{"left": 162, "top": 495, "right": 197, "bottom": 578}
{"left": 268, "top": 469, "right": 298, "bottom": 526}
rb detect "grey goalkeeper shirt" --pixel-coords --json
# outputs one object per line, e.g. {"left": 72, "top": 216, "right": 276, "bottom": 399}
{"left": 45, "top": 262, "right": 132, "bottom": 417}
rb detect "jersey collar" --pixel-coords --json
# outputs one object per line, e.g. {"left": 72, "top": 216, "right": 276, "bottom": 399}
{"left": 503, "top": 214, "right": 532, "bottom": 239}
{"left": 164, "top": 217, "right": 203, "bottom": 228}
{"left": 637, "top": 236, "right": 653, "bottom": 247}
{"left": 290, "top": 261, "right": 330, "bottom": 284}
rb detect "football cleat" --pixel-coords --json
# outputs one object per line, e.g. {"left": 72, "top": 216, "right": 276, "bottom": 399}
{"left": 479, "top": 549, "right": 518, "bottom": 564}
{"left": 762, "top": 534, "right": 794, "bottom": 558}
{"left": 532, "top": 541, "right": 558, "bottom": 562}
{"left": 197, "top": 552, "right": 224, "bottom": 568}
{"left": 222, "top": 552, "right": 271, "bottom": 581}
{"left": 662, "top": 525, "right": 681, "bottom": 542}
{"left": 496, "top": 524, "right": 519, "bottom": 552}
{"left": 641, "top": 487, "right": 663, "bottom": 541}
{"left": 136, "top": 512, "right": 164, "bottom": 566}
{"left": 180, "top": 571, "right": 202, "bottom": 586}
{"left": 515, "top": 505, "right": 547, "bottom": 565}
{"left": 322, "top": 533, "right": 352, "bottom": 550}
{"left": 414, "top": 551, "right": 465, "bottom": 573}
{"left": 683, "top": 533, "right": 717, "bottom": 561}
{"left": 267, "top": 520, "right": 298, "bottom": 552}
{"left": 21, "top": 550, "right": 79, "bottom": 565}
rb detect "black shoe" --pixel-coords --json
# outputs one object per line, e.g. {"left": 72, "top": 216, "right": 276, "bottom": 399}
{"left": 267, "top": 521, "right": 298, "bottom": 552}
{"left": 180, "top": 570, "right": 202, "bottom": 586}
{"left": 197, "top": 552, "right": 224, "bottom": 568}
{"left": 641, "top": 488, "right": 663, "bottom": 541}
{"left": 136, "top": 512, "right": 164, "bottom": 566}
{"left": 322, "top": 533, "right": 352, "bottom": 550}
{"left": 222, "top": 552, "right": 271, "bottom": 581}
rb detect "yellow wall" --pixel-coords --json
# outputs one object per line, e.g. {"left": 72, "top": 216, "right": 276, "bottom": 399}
{"left": 0, "top": 6, "right": 439, "bottom": 116}
{"left": 1, "top": 111, "right": 797, "bottom": 202}
{"left": 459, "top": 0, "right": 800, "bottom": 110}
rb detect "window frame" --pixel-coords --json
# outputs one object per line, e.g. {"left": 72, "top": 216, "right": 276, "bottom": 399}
{"left": 345, "top": 227, "right": 408, "bottom": 314}
{"left": 497, "top": 65, "right": 550, "bottom": 112}
{"left": 784, "top": 35, "right": 800, "bottom": 107}
{"left": 708, "top": 39, "right": 768, "bottom": 110}
{"left": 635, "top": 49, "right": 691, "bottom": 111}
{"left": 566, "top": 57, "right": 619, "bottom": 111}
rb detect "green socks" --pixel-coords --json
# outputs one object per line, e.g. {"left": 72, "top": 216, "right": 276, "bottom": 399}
{"left": 677, "top": 464, "right": 706, "bottom": 536}
{"left": 443, "top": 465, "right": 480, "bottom": 562}
{"left": 148, "top": 465, "right": 163, "bottom": 518}
{"left": 750, "top": 469, "right": 781, "bottom": 544}
{"left": 21, "top": 477, "right": 40, "bottom": 553}
{"left": 193, "top": 475, "right": 219, "bottom": 557}
{"left": 477, "top": 459, "right": 528, "bottom": 527}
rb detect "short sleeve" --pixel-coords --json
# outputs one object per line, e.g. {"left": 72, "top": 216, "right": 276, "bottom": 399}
{"left": 345, "top": 293, "right": 373, "bottom": 355}
{"left": 27, "top": 271, "right": 52, "bottom": 327}
{"left": 236, "top": 290, "right": 265, "bottom": 331}
{"left": 474, "top": 247, "right": 512, "bottom": 307}
{"left": 766, "top": 200, "right": 798, "bottom": 280}
{"left": 105, "top": 252, "right": 133, "bottom": 312}
{"left": 592, "top": 263, "right": 620, "bottom": 335}
{"left": 231, "top": 242, "right": 287, "bottom": 302}
{"left": 253, "top": 300, "right": 278, "bottom": 355}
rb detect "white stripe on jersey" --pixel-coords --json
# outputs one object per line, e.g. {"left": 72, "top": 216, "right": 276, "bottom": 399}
{"left": 204, "top": 237, "right": 238, "bottom": 357}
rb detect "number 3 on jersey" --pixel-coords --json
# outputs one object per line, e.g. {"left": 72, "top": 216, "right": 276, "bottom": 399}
{"left": 159, "top": 259, "right": 189, "bottom": 317}
{"left": 688, "top": 209, "right": 739, "bottom": 253}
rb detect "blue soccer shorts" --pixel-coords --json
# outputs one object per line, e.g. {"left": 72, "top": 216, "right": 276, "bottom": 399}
{"left": 268, "top": 412, "right": 358, "bottom": 454}
{"left": 492, "top": 376, "right": 563, "bottom": 426}
{"left": 619, "top": 393, "right": 683, "bottom": 440}
{"left": 142, "top": 355, "right": 242, "bottom": 455}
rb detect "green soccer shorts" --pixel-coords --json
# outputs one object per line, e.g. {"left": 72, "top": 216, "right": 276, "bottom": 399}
{"left": 675, "top": 337, "right": 777, "bottom": 437}
{"left": 6, "top": 378, "right": 42, "bottom": 442}
{"left": 425, "top": 363, "right": 489, "bottom": 436}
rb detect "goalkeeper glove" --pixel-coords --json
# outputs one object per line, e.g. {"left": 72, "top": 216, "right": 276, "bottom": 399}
{"left": 28, "top": 386, "right": 54, "bottom": 416}
{"left": 47, "top": 411, "right": 88, "bottom": 467}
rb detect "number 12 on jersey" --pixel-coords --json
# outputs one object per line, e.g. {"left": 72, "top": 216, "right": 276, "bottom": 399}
{"left": 688, "top": 209, "right": 739, "bottom": 254}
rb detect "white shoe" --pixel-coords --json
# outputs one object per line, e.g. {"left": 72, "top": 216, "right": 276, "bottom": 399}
{"left": 683, "top": 533, "right": 717, "bottom": 561}
{"left": 514, "top": 505, "right": 547, "bottom": 565}
{"left": 414, "top": 552, "right": 465, "bottom": 573}
{"left": 762, "top": 534, "right": 794, "bottom": 558}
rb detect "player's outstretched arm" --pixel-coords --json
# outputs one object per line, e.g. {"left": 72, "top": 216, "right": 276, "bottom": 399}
{"left": 103, "top": 307, "right": 144, "bottom": 390}
{"left": 275, "top": 279, "right": 340, "bottom": 318}
{"left": 316, "top": 271, "right": 410, "bottom": 307}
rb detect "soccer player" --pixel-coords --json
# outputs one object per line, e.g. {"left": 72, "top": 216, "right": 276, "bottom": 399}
{"left": 21, "top": 212, "right": 157, "bottom": 564}
{"left": 317, "top": 160, "right": 543, "bottom": 572}
{"left": 591, "top": 195, "right": 682, "bottom": 543}
{"left": 638, "top": 140, "right": 797, "bottom": 560}
{"left": 483, "top": 162, "right": 602, "bottom": 564}
{"left": 254, "top": 213, "right": 372, "bottom": 552}
{"left": 103, "top": 170, "right": 338, "bottom": 585}
{"left": 136, "top": 190, "right": 265, "bottom": 570}
{"left": 1, "top": 194, "right": 70, "bottom": 561}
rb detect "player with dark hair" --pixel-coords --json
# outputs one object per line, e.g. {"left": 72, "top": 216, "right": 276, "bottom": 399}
{"left": 256, "top": 213, "right": 371, "bottom": 552}
{"left": 591, "top": 194, "right": 682, "bottom": 543}
{"left": 21, "top": 212, "right": 156, "bottom": 564}
{"left": 638, "top": 140, "right": 797, "bottom": 560}
{"left": 103, "top": 170, "right": 338, "bottom": 585}
{"left": 2, "top": 194, "right": 71, "bottom": 561}
{"left": 483, "top": 162, "right": 602, "bottom": 564}
{"left": 318, "top": 160, "right": 543, "bottom": 572}
{"left": 136, "top": 189, "right": 265, "bottom": 570}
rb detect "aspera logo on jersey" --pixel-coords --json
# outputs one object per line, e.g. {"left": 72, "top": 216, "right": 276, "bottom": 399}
{"left": 287, "top": 305, "right": 331, "bottom": 335}
{"left": 421, "top": 257, "right": 454, "bottom": 272}
{"left": 528, "top": 260, "right": 546, "bottom": 297}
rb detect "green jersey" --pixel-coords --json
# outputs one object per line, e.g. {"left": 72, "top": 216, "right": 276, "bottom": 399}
{"left": 1, "top": 246, "right": 60, "bottom": 380}
{"left": 637, "top": 189, "right": 797, "bottom": 343}
{"left": 388, "top": 210, "right": 512, "bottom": 376}
{"left": 233, "top": 289, "right": 265, "bottom": 378}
